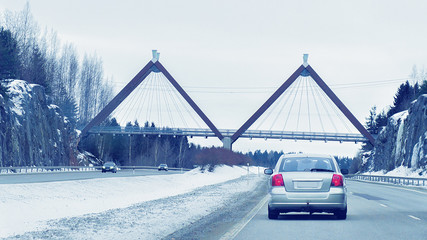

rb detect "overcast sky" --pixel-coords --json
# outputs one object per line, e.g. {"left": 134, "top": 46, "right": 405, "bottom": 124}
{"left": 1, "top": 0, "right": 426, "bottom": 157}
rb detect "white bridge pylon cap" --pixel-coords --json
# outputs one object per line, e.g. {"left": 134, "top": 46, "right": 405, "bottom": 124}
{"left": 303, "top": 54, "right": 309, "bottom": 67}
{"left": 152, "top": 50, "right": 160, "bottom": 63}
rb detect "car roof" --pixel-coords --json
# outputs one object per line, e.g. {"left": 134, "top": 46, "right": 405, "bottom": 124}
{"left": 281, "top": 153, "right": 333, "bottom": 158}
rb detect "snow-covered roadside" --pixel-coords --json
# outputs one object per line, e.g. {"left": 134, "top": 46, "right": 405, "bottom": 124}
{"left": 363, "top": 166, "right": 427, "bottom": 178}
{"left": 0, "top": 165, "right": 265, "bottom": 238}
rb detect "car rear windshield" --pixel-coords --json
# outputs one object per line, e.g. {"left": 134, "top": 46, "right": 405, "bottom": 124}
{"left": 279, "top": 157, "right": 336, "bottom": 172}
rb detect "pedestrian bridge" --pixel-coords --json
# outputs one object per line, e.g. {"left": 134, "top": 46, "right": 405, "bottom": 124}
{"left": 89, "top": 126, "right": 367, "bottom": 143}
{"left": 82, "top": 50, "right": 375, "bottom": 150}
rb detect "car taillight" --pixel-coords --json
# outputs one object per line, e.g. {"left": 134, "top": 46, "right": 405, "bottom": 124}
{"left": 331, "top": 174, "right": 344, "bottom": 187}
{"left": 272, "top": 174, "right": 284, "bottom": 186}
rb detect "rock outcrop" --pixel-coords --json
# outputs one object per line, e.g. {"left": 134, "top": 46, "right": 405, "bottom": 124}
{"left": 0, "top": 80, "right": 78, "bottom": 167}
{"left": 364, "top": 94, "right": 427, "bottom": 172}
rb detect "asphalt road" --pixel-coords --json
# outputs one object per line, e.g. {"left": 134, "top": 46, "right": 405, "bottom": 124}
{"left": 230, "top": 180, "right": 427, "bottom": 240}
{"left": 0, "top": 169, "right": 181, "bottom": 184}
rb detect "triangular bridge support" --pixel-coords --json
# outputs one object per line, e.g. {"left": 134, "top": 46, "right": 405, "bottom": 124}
{"left": 230, "top": 54, "right": 376, "bottom": 148}
{"left": 81, "top": 50, "right": 224, "bottom": 140}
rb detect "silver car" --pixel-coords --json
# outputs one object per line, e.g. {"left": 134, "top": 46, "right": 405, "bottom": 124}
{"left": 264, "top": 153, "right": 347, "bottom": 220}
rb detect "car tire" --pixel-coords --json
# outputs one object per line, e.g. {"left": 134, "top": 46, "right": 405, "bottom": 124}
{"left": 335, "top": 207, "right": 347, "bottom": 220}
{"left": 268, "top": 206, "right": 279, "bottom": 219}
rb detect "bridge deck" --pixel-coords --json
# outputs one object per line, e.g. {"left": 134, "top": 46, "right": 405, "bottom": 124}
{"left": 88, "top": 126, "right": 368, "bottom": 143}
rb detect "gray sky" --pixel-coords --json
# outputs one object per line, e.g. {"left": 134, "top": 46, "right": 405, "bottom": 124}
{"left": 1, "top": 0, "right": 427, "bottom": 157}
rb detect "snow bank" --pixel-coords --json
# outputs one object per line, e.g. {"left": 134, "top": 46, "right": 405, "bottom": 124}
{"left": 364, "top": 165, "right": 427, "bottom": 178}
{"left": 0, "top": 165, "right": 262, "bottom": 238}
{"left": 389, "top": 110, "right": 408, "bottom": 125}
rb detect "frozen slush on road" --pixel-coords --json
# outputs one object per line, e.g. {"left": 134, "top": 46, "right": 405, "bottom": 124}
{"left": 0, "top": 165, "right": 264, "bottom": 239}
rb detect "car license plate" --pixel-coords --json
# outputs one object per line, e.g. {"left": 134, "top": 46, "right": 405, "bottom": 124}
{"left": 294, "top": 181, "right": 322, "bottom": 189}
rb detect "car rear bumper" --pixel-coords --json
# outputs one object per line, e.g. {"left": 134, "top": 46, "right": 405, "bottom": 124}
{"left": 102, "top": 169, "right": 116, "bottom": 172}
{"left": 268, "top": 187, "right": 347, "bottom": 212}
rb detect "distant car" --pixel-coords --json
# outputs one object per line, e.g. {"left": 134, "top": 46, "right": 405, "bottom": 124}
{"left": 264, "top": 153, "right": 347, "bottom": 220}
{"left": 102, "top": 162, "right": 118, "bottom": 173}
{"left": 158, "top": 164, "right": 168, "bottom": 171}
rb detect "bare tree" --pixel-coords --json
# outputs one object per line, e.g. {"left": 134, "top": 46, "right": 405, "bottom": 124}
{"left": 178, "top": 136, "right": 187, "bottom": 168}
{"left": 79, "top": 53, "right": 111, "bottom": 124}
{"left": 3, "top": 2, "right": 39, "bottom": 81}
{"left": 57, "top": 43, "right": 79, "bottom": 97}
{"left": 2, "top": 2, "right": 114, "bottom": 127}
{"left": 39, "top": 28, "right": 60, "bottom": 94}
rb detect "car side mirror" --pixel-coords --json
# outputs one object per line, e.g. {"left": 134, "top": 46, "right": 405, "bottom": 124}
{"left": 340, "top": 169, "right": 349, "bottom": 175}
{"left": 264, "top": 168, "right": 273, "bottom": 175}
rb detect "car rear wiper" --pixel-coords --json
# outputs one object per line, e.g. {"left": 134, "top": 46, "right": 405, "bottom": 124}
{"left": 310, "top": 168, "right": 334, "bottom": 172}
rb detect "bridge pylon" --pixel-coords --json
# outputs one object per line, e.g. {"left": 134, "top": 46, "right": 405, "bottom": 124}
{"left": 230, "top": 54, "right": 376, "bottom": 146}
{"left": 222, "top": 137, "right": 233, "bottom": 150}
{"left": 81, "top": 50, "right": 223, "bottom": 141}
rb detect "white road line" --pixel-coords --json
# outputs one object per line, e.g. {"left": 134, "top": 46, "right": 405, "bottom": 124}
{"left": 408, "top": 215, "right": 421, "bottom": 221}
{"left": 379, "top": 204, "right": 388, "bottom": 208}
{"left": 220, "top": 195, "right": 269, "bottom": 240}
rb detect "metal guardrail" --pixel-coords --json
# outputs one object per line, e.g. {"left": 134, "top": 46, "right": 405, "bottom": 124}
{"left": 347, "top": 174, "right": 427, "bottom": 187}
{"left": 0, "top": 166, "right": 192, "bottom": 174}
{"left": 0, "top": 166, "right": 97, "bottom": 174}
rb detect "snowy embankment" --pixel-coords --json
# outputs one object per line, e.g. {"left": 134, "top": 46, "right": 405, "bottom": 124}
{"left": 0, "top": 165, "right": 265, "bottom": 239}
{"left": 363, "top": 165, "right": 427, "bottom": 178}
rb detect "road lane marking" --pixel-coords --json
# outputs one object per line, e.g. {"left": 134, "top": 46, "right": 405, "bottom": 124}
{"left": 379, "top": 204, "right": 388, "bottom": 208}
{"left": 220, "top": 195, "right": 269, "bottom": 240}
{"left": 408, "top": 215, "right": 421, "bottom": 221}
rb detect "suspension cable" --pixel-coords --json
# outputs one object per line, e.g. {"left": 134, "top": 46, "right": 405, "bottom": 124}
{"left": 137, "top": 72, "right": 153, "bottom": 126}
{"left": 126, "top": 73, "right": 147, "bottom": 125}
{"left": 253, "top": 84, "right": 288, "bottom": 130}
{"left": 305, "top": 77, "right": 311, "bottom": 132}
{"left": 296, "top": 77, "right": 306, "bottom": 131}
{"left": 282, "top": 76, "right": 304, "bottom": 132}
{"left": 111, "top": 73, "right": 145, "bottom": 126}
{"left": 268, "top": 77, "right": 299, "bottom": 131}
{"left": 174, "top": 85, "right": 203, "bottom": 128}
{"left": 146, "top": 73, "right": 155, "bottom": 125}
{"left": 309, "top": 79, "right": 325, "bottom": 132}
{"left": 167, "top": 75, "right": 190, "bottom": 128}
{"left": 311, "top": 81, "right": 338, "bottom": 132}
{"left": 317, "top": 84, "right": 353, "bottom": 133}
{"left": 158, "top": 73, "right": 176, "bottom": 128}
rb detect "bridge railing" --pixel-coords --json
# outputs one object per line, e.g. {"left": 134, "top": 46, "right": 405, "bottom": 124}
{"left": 347, "top": 174, "right": 427, "bottom": 187}
{"left": 88, "top": 126, "right": 368, "bottom": 142}
{"left": 0, "top": 166, "right": 192, "bottom": 174}
{"left": 241, "top": 130, "right": 366, "bottom": 142}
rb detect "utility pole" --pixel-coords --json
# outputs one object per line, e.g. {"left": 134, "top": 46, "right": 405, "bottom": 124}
{"left": 129, "top": 134, "right": 132, "bottom": 165}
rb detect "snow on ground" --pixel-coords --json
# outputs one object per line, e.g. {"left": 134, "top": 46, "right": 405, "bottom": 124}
{"left": 6, "top": 80, "right": 33, "bottom": 116}
{"left": 364, "top": 165, "right": 427, "bottom": 178}
{"left": 389, "top": 110, "right": 408, "bottom": 125}
{"left": 0, "top": 165, "right": 265, "bottom": 239}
